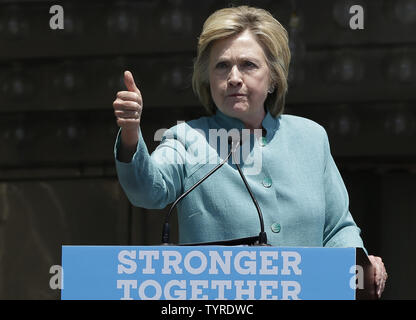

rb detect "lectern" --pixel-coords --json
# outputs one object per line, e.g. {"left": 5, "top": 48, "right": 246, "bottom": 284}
{"left": 61, "top": 246, "right": 376, "bottom": 300}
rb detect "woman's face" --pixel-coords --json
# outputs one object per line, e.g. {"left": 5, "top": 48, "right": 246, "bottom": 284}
{"left": 209, "top": 29, "right": 271, "bottom": 129}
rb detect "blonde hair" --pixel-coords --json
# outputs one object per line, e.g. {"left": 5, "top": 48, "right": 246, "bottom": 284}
{"left": 192, "top": 6, "right": 291, "bottom": 117}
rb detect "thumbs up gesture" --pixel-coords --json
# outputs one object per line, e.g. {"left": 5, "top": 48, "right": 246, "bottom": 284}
{"left": 113, "top": 71, "right": 142, "bottom": 132}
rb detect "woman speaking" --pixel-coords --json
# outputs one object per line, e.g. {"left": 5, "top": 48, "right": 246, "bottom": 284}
{"left": 112, "top": 6, "right": 387, "bottom": 298}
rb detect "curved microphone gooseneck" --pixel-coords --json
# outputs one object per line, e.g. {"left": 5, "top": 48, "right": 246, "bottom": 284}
{"left": 161, "top": 135, "right": 269, "bottom": 246}
{"left": 232, "top": 141, "right": 268, "bottom": 246}
{"left": 161, "top": 137, "right": 235, "bottom": 245}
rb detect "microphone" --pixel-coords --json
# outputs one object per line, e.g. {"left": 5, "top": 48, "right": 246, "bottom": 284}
{"left": 161, "top": 135, "right": 269, "bottom": 246}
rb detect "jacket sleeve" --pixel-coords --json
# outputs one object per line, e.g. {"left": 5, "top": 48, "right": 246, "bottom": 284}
{"left": 322, "top": 130, "right": 366, "bottom": 251}
{"left": 114, "top": 127, "right": 186, "bottom": 209}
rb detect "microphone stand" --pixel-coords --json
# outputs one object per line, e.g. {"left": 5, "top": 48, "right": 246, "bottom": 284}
{"left": 232, "top": 142, "right": 268, "bottom": 246}
{"left": 161, "top": 136, "right": 269, "bottom": 246}
{"left": 161, "top": 142, "right": 233, "bottom": 245}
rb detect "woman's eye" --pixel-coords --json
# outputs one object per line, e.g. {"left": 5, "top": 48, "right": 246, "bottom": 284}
{"left": 243, "top": 61, "right": 256, "bottom": 68}
{"left": 215, "top": 61, "right": 228, "bottom": 69}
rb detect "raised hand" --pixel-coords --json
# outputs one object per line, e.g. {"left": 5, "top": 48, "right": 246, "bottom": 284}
{"left": 113, "top": 70, "right": 143, "bottom": 132}
{"left": 113, "top": 71, "right": 143, "bottom": 161}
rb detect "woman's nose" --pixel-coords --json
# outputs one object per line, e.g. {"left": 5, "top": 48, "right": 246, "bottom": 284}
{"left": 227, "top": 65, "right": 243, "bottom": 86}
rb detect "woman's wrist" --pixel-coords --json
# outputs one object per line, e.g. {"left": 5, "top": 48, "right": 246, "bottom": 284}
{"left": 118, "top": 127, "right": 140, "bottom": 162}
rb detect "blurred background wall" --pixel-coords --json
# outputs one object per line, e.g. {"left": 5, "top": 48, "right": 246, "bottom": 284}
{"left": 0, "top": 0, "right": 415, "bottom": 299}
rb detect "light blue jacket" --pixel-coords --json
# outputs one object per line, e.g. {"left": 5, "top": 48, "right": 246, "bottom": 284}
{"left": 114, "top": 110, "right": 365, "bottom": 249}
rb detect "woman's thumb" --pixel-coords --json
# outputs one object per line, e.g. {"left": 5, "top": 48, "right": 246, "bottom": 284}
{"left": 123, "top": 70, "right": 139, "bottom": 93}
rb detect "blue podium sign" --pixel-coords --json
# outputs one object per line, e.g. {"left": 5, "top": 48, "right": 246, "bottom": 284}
{"left": 61, "top": 246, "right": 357, "bottom": 300}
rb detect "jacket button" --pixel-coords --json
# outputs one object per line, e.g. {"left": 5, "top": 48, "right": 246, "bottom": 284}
{"left": 262, "top": 177, "right": 272, "bottom": 188}
{"left": 271, "top": 223, "right": 281, "bottom": 233}
{"left": 259, "top": 136, "right": 267, "bottom": 147}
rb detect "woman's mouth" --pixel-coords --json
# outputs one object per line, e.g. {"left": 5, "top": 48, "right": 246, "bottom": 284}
{"left": 228, "top": 93, "right": 246, "bottom": 97}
